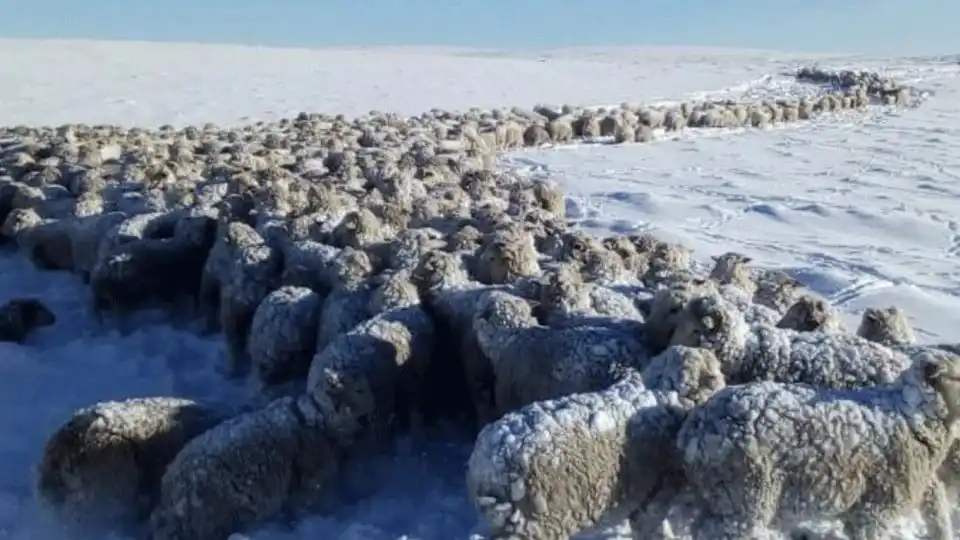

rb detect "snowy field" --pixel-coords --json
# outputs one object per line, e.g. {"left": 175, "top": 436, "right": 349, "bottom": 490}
{"left": 1, "top": 38, "right": 960, "bottom": 539}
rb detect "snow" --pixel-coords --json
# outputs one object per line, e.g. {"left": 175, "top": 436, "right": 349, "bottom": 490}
{"left": 1, "top": 37, "right": 959, "bottom": 539}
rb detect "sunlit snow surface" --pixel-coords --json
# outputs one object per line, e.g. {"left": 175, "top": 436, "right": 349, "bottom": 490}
{"left": 1, "top": 39, "right": 959, "bottom": 539}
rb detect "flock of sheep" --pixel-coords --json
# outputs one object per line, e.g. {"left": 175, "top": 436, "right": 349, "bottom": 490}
{"left": 0, "top": 64, "right": 947, "bottom": 540}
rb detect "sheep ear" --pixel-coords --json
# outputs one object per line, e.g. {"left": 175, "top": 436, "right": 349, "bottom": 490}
{"left": 710, "top": 255, "right": 719, "bottom": 262}
{"left": 741, "top": 256, "right": 753, "bottom": 264}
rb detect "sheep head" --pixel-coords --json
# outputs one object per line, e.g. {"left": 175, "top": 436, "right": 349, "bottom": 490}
{"left": 480, "top": 239, "right": 539, "bottom": 285}
{"left": 669, "top": 294, "right": 734, "bottom": 350}
{"left": 709, "top": 252, "right": 752, "bottom": 281}
{"left": 917, "top": 353, "right": 960, "bottom": 422}
{"left": 411, "top": 250, "right": 470, "bottom": 291}
{"left": 777, "top": 295, "right": 829, "bottom": 332}
{"left": 1, "top": 207, "right": 43, "bottom": 238}
{"left": 327, "top": 247, "right": 374, "bottom": 290}
{"left": 368, "top": 269, "right": 419, "bottom": 314}
{"left": 754, "top": 271, "right": 803, "bottom": 310}
{"left": 857, "top": 306, "right": 916, "bottom": 346}
{"left": 642, "top": 345, "right": 726, "bottom": 407}
{"left": 315, "top": 368, "right": 378, "bottom": 435}
{"left": 473, "top": 291, "right": 537, "bottom": 333}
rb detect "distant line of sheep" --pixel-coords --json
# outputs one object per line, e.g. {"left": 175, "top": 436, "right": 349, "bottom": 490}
{"left": 0, "top": 65, "right": 948, "bottom": 540}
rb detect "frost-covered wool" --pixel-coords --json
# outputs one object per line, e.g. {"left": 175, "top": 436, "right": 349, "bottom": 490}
{"left": 708, "top": 252, "right": 757, "bottom": 297}
{"left": 90, "top": 214, "right": 218, "bottom": 315}
{"left": 533, "top": 262, "right": 645, "bottom": 327}
{"left": 752, "top": 269, "right": 803, "bottom": 313}
{"left": 148, "top": 394, "right": 348, "bottom": 540}
{"left": 314, "top": 247, "right": 378, "bottom": 354}
{"left": 3, "top": 208, "right": 75, "bottom": 271}
{"left": 36, "top": 397, "right": 226, "bottom": 531}
{"left": 776, "top": 294, "right": 846, "bottom": 333}
{"left": 198, "top": 220, "right": 264, "bottom": 332}
{"left": 670, "top": 293, "right": 911, "bottom": 388}
{"left": 645, "top": 278, "right": 718, "bottom": 353}
{"left": 0, "top": 297, "right": 56, "bottom": 342}
{"left": 306, "top": 277, "right": 434, "bottom": 447}
{"left": 473, "top": 290, "right": 652, "bottom": 415}
{"left": 219, "top": 234, "right": 284, "bottom": 377}
{"left": 467, "top": 345, "right": 725, "bottom": 540}
{"left": 70, "top": 211, "right": 129, "bottom": 279}
{"left": 677, "top": 352, "right": 960, "bottom": 540}
{"left": 248, "top": 285, "right": 323, "bottom": 389}
{"left": 474, "top": 231, "right": 541, "bottom": 285}
{"left": 856, "top": 305, "right": 917, "bottom": 346}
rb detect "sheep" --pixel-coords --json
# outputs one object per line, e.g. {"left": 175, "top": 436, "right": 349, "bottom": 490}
{"left": 314, "top": 247, "right": 379, "bottom": 354}
{"left": 856, "top": 305, "right": 917, "bottom": 346}
{"left": 709, "top": 252, "right": 757, "bottom": 297}
{"left": 473, "top": 290, "right": 653, "bottom": 415}
{"left": 467, "top": 345, "right": 726, "bottom": 540}
{"left": 2, "top": 208, "right": 75, "bottom": 271}
{"left": 70, "top": 211, "right": 129, "bottom": 281}
{"left": 533, "top": 262, "right": 645, "bottom": 327}
{"left": 776, "top": 294, "right": 846, "bottom": 333}
{"left": 752, "top": 269, "right": 803, "bottom": 314}
{"left": 219, "top": 228, "right": 284, "bottom": 377}
{"left": 89, "top": 214, "right": 218, "bottom": 316}
{"left": 474, "top": 230, "right": 542, "bottom": 285}
{"left": 676, "top": 351, "right": 960, "bottom": 540}
{"left": 669, "top": 293, "right": 911, "bottom": 388}
{"left": 306, "top": 269, "right": 434, "bottom": 448}
{"left": 198, "top": 220, "right": 264, "bottom": 332}
{"left": 247, "top": 285, "right": 323, "bottom": 392}
{"left": 148, "top": 394, "right": 353, "bottom": 540}
{"left": 0, "top": 297, "right": 56, "bottom": 342}
{"left": 36, "top": 397, "right": 226, "bottom": 531}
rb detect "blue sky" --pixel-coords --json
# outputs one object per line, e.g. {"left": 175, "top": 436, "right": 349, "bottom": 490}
{"left": 0, "top": 0, "right": 954, "bottom": 56}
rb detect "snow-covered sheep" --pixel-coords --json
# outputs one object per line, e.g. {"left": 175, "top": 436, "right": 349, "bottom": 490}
{"left": 776, "top": 294, "right": 846, "bottom": 333}
{"left": 2, "top": 208, "right": 75, "bottom": 271}
{"left": 198, "top": 220, "right": 264, "bottom": 332}
{"left": 467, "top": 345, "right": 726, "bottom": 540}
{"left": 474, "top": 231, "right": 541, "bottom": 285}
{"left": 752, "top": 269, "right": 803, "bottom": 314}
{"left": 677, "top": 351, "right": 960, "bottom": 540}
{"left": 307, "top": 268, "right": 434, "bottom": 446}
{"left": 473, "top": 290, "right": 652, "bottom": 415}
{"left": 533, "top": 262, "right": 645, "bottom": 327}
{"left": 709, "top": 252, "right": 757, "bottom": 297}
{"left": 669, "top": 293, "right": 911, "bottom": 387}
{"left": 856, "top": 305, "right": 917, "bottom": 346}
{"left": 247, "top": 285, "right": 323, "bottom": 391}
{"left": 219, "top": 228, "right": 284, "bottom": 377}
{"left": 148, "top": 394, "right": 353, "bottom": 540}
{"left": 36, "top": 397, "right": 226, "bottom": 531}
{"left": 90, "top": 214, "right": 218, "bottom": 316}
{"left": 0, "top": 297, "right": 56, "bottom": 342}
{"left": 70, "top": 211, "right": 129, "bottom": 280}
{"left": 314, "top": 247, "right": 379, "bottom": 354}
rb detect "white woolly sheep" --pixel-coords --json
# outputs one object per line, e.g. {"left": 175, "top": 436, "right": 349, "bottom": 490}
{"left": 474, "top": 231, "right": 542, "bottom": 285}
{"left": 856, "top": 305, "right": 917, "bottom": 346}
{"left": 676, "top": 352, "right": 960, "bottom": 540}
{"left": 306, "top": 269, "right": 434, "bottom": 447}
{"left": 314, "top": 247, "right": 379, "bottom": 354}
{"left": 670, "top": 293, "right": 911, "bottom": 388}
{"left": 247, "top": 285, "right": 323, "bottom": 390}
{"left": 752, "top": 269, "right": 803, "bottom": 314}
{"left": 709, "top": 252, "right": 757, "bottom": 297}
{"left": 473, "top": 290, "right": 653, "bottom": 415}
{"left": 0, "top": 297, "right": 56, "bottom": 342}
{"left": 776, "top": 294, "right": 846, "bottom": 333}
{"left": 148, "top": 394, "right": 353, "bottom": 540}
{"left": 36, "top": 397, "right": 226, "bottom": 531}
{"left": 2, "top": 208, "right": 75, "bottom": 271}
{"left": 467, "top": 345, "right": 725, "bottom": 540}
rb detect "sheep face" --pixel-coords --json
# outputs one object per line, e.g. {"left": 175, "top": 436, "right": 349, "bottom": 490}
{"left": 559, "top": 232, "right": 600, "bottom": 263}
{"left": 708, "top": 252, "right": 751, "bottom": 281}
{"left": 473, "top": 291, "right": 537, "bottom": 331}
{"left": 777, "top": 295, "right": 830, "bottom": 332}
{"left": 857, "top": 306, "right": 916, "bottom": 346}
{"left": 368, "top": 270, "right": 419, "bottom": 313}
{"left": 328, "top": 248, "right": 374, "bottom": 289}
{"left": 669, "top": 295, "right": 743, "bottom": 360}
{"left": 642, "top": 345, "right": 726, "bottom": 407}
{"left": 314, "top": 367, "right": 378, "bottom": 435}
{"left": 645, "top": 282, "right": 712, "bottom": 352}
{"left": 411, "top": 250, "right": 470, "bottom": 291}
{"left": 479, "top": 239, "right": 539, "bottom": 285}
{"left": 754, "top": 271, "right": 802, "bottom": 311}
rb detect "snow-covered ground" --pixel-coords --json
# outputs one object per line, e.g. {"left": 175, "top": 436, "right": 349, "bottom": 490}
{"left": 1, "top": 38, "right": 959, "bottom": 539}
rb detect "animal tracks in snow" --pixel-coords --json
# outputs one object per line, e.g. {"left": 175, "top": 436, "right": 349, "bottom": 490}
{"left": 503, "top": 61, "right": 960, "bottom": 342}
